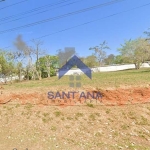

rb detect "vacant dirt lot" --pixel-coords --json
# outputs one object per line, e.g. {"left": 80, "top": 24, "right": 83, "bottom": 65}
{"left": 0, "top": 102, "right": 150, "bottom": 150}
{"left": 0, "top": 69, "right": 150, "bottom": 149}
{"left": 0, "top": 86, "right": 150, "bottom": 149}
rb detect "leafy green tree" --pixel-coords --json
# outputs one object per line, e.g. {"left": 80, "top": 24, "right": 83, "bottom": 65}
{"left": 0, "top": 53, "right": 7, "bottom": 75}
{"left": 114, "top": 55, "right": 124, "bottom": 64}
{"left": 118, "top": 38, "right": 150, "bottom": 69}
{"left": 38, "top": 55, "right": 58, "bottom": 78}
{"left": 8, "top": 51, "right": 24, "bottom": 81}
{"left": 84, "top": 55, "right": 98, "bottom": 67}
{"left": 0, "top": 50, "right": 16, "bottom": 82}
{"left": 104, "top": 54, "right": 115, "bottom": 65}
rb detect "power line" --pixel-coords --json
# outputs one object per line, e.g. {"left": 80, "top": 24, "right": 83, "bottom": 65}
{"left": 0, "top": 0, "right": 27, "bottom": 10}
{"left": 0, "top": 0, "right": 84, "bottom": 25}
{"left": 0, "top": 0, "right": 124, "bottom": 34}
{"left": 2, "top": 1, "right": 150, "bottom": 50}
{"left": 34, "top": 2, "right": 150, "bottom": 40}
{"left": 0, "top": 0, "right": 72, "bottom": 22}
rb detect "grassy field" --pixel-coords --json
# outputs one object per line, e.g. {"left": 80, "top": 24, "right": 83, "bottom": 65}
{"left": 0, "top": 68, "right": 150, "bottom": 150}
{"left": 4, "top": 68, "right": 150, "bottom": 91}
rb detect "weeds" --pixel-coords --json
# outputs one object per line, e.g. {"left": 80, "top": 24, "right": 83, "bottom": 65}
{"left": 106, "top": 109, "right": 111, "bottom": 114}
{"left": 76, "top": 113, "right": 84, "bottom": 117}
{"left": 51, "top": 126, "right": 57, "bottom": 131}
{"left": 67, "top": 116, "right": 73, "bottom": 120}
{"left": 42, "top": 118, "right": 49, "bottom": 123}
{"left": 136, "top": 116, "right": 149, "bottom": 125}
{"left": 121, "top": 124, "right": 129, "bottom": 130}
{"left": 61, "top": 117, "right": 65, "bottom": 121}
{"left": 89, "top": 114, "right": 96, "bottom": 121}
{"left": 95, "top": 132, "right": 102, "bottom": 137}
{"left": 86, "top": 103, "right": 94, "bottom": 108}
{"left": 54, "top": 111, "right": 62, "bottom": 117}
{"left": 128, "top": 111, "right": 136, "bottom": 119}
{"left": 24, "top": 103, "right": 33, "bottom": 110}
{"left": 15, "top": 103, "right": 20, "bottom": 108}
{"left": 43, "top": 112, "right": 49, "bottom": 117}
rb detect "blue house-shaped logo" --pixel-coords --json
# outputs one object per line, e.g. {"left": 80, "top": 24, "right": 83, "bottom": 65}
{"left": 58, "top": 55, "right": 92, "bottom": 79}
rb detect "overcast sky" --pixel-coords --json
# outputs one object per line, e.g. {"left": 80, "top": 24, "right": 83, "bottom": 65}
{"left": 0, "top": 0, "right": 150, "bottom": 57}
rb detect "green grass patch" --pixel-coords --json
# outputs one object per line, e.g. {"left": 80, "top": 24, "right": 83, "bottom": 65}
{"left": 4, "top": 68, "right": 150, "bottom": 90}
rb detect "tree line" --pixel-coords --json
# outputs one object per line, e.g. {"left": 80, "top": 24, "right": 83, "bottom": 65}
{"left": 1, "top": 31, "right": 150, "bottom": 82}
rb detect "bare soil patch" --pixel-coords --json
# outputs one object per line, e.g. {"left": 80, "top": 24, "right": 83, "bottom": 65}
{"left": 0, "top": 86, "right": 150, "bottom": 107}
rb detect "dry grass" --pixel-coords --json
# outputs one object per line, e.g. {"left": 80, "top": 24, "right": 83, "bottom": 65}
{"left": 0, "top": 103, "right": 150, "bottom": 150}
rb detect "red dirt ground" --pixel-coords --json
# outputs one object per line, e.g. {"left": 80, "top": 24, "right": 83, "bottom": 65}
{"left": 0, "top": 86, "right": 150, "bottom": 107}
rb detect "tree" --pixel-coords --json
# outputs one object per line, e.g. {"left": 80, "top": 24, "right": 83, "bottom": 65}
{"left": 0, "top": 52, "right": 8, "bottom": 75}
{"left": 104, "top": 54, "right": 115, "bottom": 65}
{"left": 8, "top": 51, "right": 25, "bottom": 81}
{"left": 144, "top": 29, "right": 150, "bottom": 41}
{"left": 114, "top": 55, "right": 124, "bottom": 64}
{"left": 118, "top": 38, "right": 150, "bottom": 69}
{"left": 32, "top": 39, "right": 44, "bottom": 80}
{"left": 84, "top": 55, "right": 98, "bottom": 67}
{"left": 144, "top": 29, "right": 150, "bottom": 61}
{"left": 89, "top": 41, "right": 109, "bottom": 66}
{"left": 38, "top": 55, "right": 58, "bottom": 78}
{"left": 32, "top": 39, "right": 43, "bottom": 68}
{"left": 14, "top": 34, "right": 32, "bottom": 80}
{"left": 0, "top": 50, "right": 16, "bottom": 83}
